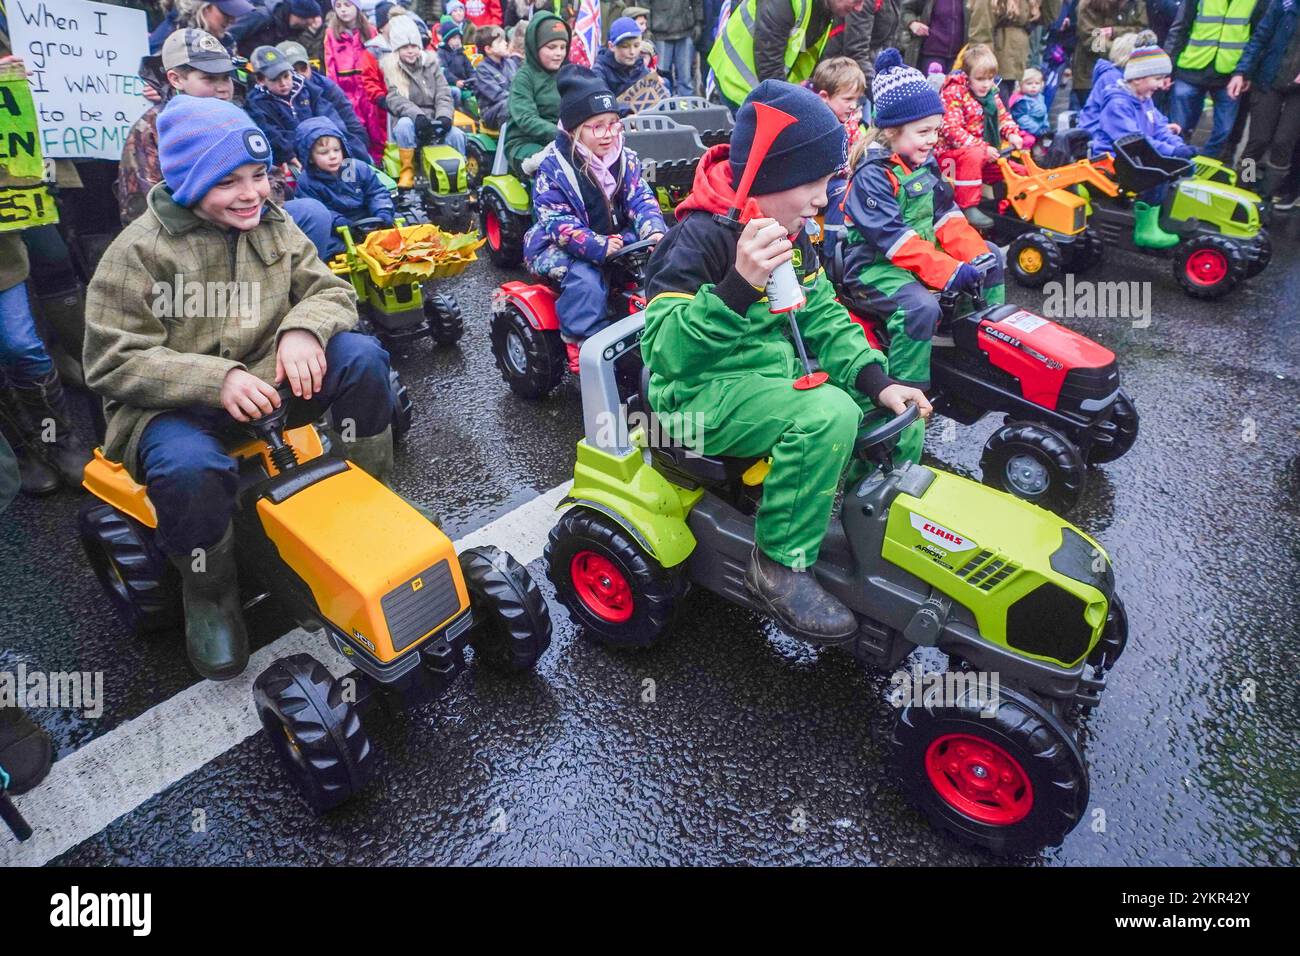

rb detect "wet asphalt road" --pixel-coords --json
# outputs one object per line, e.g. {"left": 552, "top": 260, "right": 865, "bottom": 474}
{"left": 3, "top": 212, "right": 1299, "bottom": 867}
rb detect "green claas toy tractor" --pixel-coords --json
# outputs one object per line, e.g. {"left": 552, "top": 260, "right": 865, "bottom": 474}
{"left": 545, "top": 315, "right": 1129, "bottom": 856}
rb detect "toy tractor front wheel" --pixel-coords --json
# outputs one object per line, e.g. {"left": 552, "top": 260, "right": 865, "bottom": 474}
{"left": 458, "top": 546, "right": 552, "bottom": 671}
{"left": 1060, "top": 228, "right": 1105, "bottom": 273}
{"left": 980, "top": 420, "right": 1086, "bottom": 514}
{"left": 546, "top": 508, "right": 684, "bottom": 648}
{"left": 423, "top": 287, "right": 465, "bottom": 345}
{"left": 1086, "top": 389, "right": 1138, "bottom": 464}
{"left": 465, "top": 139, "right": 492, "bottom": 191}
{"left": 1243, "top": 227, "right": 1271, "bottom": 278}
{"left": 1173, "top": 234, "right": 1244, "bottom": 299}
{"left": 78, "top": 501, "right": 182, "bottom": 637}
{"left": 1007, "top": 232, "right": 1064, "bottom": 288}
{"left": 889, "top": 681, "right": 1089, "bottom": 856}
{"left": 388, "top": 368, "right": 414, "bottom": 440}
{"left": 254, "top": 653, "right": 375, "bottom": 814}
{"left": 489, "top": 303, "right": 567, "bottom": 399}
{"left": 480, "top": 189, "right": 526, "bottom": 268}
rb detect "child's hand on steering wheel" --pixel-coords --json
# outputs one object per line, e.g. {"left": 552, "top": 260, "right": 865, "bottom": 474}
{"left": 605, "top": 234, "right": 625, "bottom": 256}
{"left": 221, "top": 368, "right": 281, "bottom": 422}
{"left": 276, "top": 329, "right": 327, "bottom": 401}
{"left": 1007, "top": 133, "right": 1024, "bottom": 150}
{"left": 875, "top": 383, "right": 933, "bottom": 420}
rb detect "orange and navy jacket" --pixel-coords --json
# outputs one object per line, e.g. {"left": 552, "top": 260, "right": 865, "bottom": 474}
{"left": 939, "top": 71, "right": 1023, "bottom": 151}
{"left": 840, "top": 147, "right": 990, "bottom": 292}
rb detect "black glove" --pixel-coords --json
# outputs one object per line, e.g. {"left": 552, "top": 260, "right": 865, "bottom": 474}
{"left": 375, "top": 95, "right": 388, "bottom": 112}
{"left": 414, "top": 114, "right": 437, "bottom": 143}
{"left": 433, "top": 115, "right": 452, "bottom": 137}
{"left": 946, "top": 262, "right": 983, "bottom": 295}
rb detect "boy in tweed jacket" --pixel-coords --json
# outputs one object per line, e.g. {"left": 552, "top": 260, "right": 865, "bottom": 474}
{"left": 84, "top": 96, "right": 395, "bottom": 683}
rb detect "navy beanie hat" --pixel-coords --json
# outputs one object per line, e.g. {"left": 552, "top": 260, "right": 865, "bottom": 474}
{"left": 729, "top": 80, "right": 846, "bottom": 195}
{"left": 558, "top": 65, "right": 618, "bottom": 132}
{"left": 158, "top": 97, "right": 273, "bottom": 207}
{"left": 871, "top": 48, "right": 944, "bottom": 128}
{"left": 288, "top": 0, "right": 323, "bottom": 17}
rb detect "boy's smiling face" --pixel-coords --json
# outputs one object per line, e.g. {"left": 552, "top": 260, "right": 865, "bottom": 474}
{"left": 168, "top": 68, "right": 234, "bottom": 101}
{"left": 755, "top": 174, "right": 833, "bottom": 235}
{"left": 539, "top": 38, "right": 568, "bottom": 71}
{"left": 194, "top": 162, "right": 270, "bottom": 231}
{"left": 311, "top": 135, "right": 345, "bottom": 174}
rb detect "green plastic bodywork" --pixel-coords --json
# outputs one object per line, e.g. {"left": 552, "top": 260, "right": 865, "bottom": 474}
{"left": 335, "top": 223, "right": 425, "bottom": 318}
{"left": 562, "top": 440, "right": 704, "bottom": 568}
{"left": 1168, "top": 176, "right": 1263, "bottom": 239}
{"left": 1192, "top": 155, "right": 1236, "bottom": 186}
{"left": 420, "top": 144, "right": 468, "bottom": 194}
{"left": 482, "top": 172, "right": 531, "bottom": 213}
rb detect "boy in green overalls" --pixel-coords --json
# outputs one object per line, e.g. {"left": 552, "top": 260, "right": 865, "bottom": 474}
{"left": 838, "top": 49, "right": 1006, "bottom": 467}
{"left": 641, "top": 80, "right": 932, "bottom": 645}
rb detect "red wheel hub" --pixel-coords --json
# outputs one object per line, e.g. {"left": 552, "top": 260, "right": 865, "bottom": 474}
{"left": 924, "top": 733, "right": 1033, "bottom": 825}
{"left": 1186, "top": 248, "right": 1227, "bottom": 286}
{"left": 486, "top": 209, "right": 502, "bottom": 250}
{"left": 570, "top": 551, "right": 633, "bottom": 623}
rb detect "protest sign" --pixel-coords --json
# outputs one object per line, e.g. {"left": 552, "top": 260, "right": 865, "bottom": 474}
{"left": 0, "top": 61, "right": 58, "bottom": 231}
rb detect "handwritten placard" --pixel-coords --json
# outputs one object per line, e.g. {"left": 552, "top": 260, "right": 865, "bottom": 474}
{"left": 7, "top": 0, "right": 150, "bottom": 160}
{"left": 0, "top": 62, "right": 58, "bottom": 231}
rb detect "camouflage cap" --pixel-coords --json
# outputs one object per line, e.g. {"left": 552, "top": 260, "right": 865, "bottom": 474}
{"left": 250, "top": 46, "right": 294, "bottom": 79}
{"left": 161, "top": 29, "right": 235, "bottom": 74}
{"left": 276, "top": 41, "right": 311, "bottom": 66}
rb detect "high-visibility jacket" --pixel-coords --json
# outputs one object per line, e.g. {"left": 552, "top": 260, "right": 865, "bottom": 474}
{"left": 1176, "top": 0, "right": 1260, "bottom": 75}
{"left": 708, "top": 0, "right": 831, "bottom": 106}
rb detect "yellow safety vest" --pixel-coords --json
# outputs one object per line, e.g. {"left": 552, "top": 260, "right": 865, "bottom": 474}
{"left": 708, "top": 0, "right": 831, "bottom": 105}
{"left": 1177, "top": 0, "right": 1259, "bottom": 74}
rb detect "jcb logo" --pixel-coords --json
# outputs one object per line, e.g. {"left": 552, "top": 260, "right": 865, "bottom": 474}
{"left": 412, "top": 577, "right": 424, "bottom": 592}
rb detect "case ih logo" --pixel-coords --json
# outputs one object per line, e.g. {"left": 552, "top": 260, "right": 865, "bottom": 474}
{"left": 909, "top": 514, "right": 977, "bottom": 552}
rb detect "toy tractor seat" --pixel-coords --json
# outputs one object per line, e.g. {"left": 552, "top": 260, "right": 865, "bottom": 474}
{"left": 634, "top": 363, "right": 762, "bottom": 485}
{"left": 623, "top": 114, "right": 707, "bottom": 192}
{"left": 647, "top": 96, "right": 735, "bottom": 147}
{"left": 1112, "top": 133, "right": 1195, "bottom": 194}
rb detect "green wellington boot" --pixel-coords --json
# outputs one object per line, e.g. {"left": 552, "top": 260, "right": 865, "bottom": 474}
{"left": 1132, "top": 201, "right": 1181, "bottom": 249}
{"left": 169, "top": 527, "right": 249, "bottom": 681}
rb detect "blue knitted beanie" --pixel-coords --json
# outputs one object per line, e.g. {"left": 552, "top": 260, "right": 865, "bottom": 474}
{"left": 871, "top": 48, "right": 944, "bottom": 128}
{"left": 158, "top": 97, "right": 273, "bottom": 208}
{"left": 729, "top": 80, "right": 846, "bottom": 195}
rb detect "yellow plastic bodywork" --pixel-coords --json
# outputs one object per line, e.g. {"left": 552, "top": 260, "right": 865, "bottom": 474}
{"left": 256, "top": 463, "right": 468, "bottom": 664}
{"left": 996, "top": 148, "right": 1119, "bottom": 233}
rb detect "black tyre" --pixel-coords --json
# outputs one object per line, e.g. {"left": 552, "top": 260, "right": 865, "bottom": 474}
{"left": 253, "top": 653, "right": 374, "bottom": 813}
{"left": 546, "top": 507, "right": 684, "bottom": 648}
{"left": 889, "top": 681, "right": 1089, "bottom": 856}
{"left": 1243, "top": 227, "right": 1271, "bottom": 278}
{"left": 489, "top": 302, "right": 567, "bottom": 399}
{"left": 1007, "top": 232, "right": 1063, "bottom": 288}
{"left": 1173, "top": 234, "right": 1245, "bottom": 299}
{"left": 465, "top": 140, "right": 492, "bottom": 191}
{"left": 1087, "top": 593, "right": 1128, "bottom": 673}
{"left": 479, "top": 188, "right": 526, "bottom": 268}
{"left": 458, "top": 545, "right": 552, "bottom": 671}
{"left": 388, "top": 368, "right": 414, "bottom": 440}
{"left": 1086, "top": 389, "right": 1138, "bottom": 464}
{"left": 1059, "top": 228, "right": 1104, "bottom": 273}
{"left": 78, "top": 501, "right": 182, "bottom": 637}
{"left": 980, "top": 420, "right": 1087, "bottom": 514}
{"left": 423, "top": 287, "right": 464, "bottom": 345}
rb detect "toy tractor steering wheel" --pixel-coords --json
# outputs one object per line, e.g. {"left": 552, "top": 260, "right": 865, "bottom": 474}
{"left": 350, "top": 217, "right": 393, "bottom": 240}
{"left": 607, "top": 236, "right": 659, "bottom": 264}
{"left": 853, "top": 402, "right": 921, "bottom": 474}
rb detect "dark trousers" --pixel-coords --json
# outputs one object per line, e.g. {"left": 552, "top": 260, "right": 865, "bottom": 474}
{"left": 1243, "top": 87, "right": 1300, "bottom": 196}
{"left": 137, "top": 331, "right": 392, "bottom": 556}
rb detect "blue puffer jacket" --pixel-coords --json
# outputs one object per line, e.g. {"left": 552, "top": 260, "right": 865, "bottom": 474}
{"left": 292, "top": 116, "right": 395, "bottom": 227}
{"left": 1090, "top": 81, "right": 1196, "bottom": 159}
{"left": 305, "top": 70, "right": 373, "bottom": 162}
{"left": 523, "top": 130, "right": 666, "bottom": 271}
{"left": 594, "top": 47, "right": 651, "bottom": 101}
{"left": 247, "top": 74, "right": 369, "bottom": 165}
{"left": 1078, "top": 59, "right": 1121, "bottom": 136}
{"left": 1236, "top": 0, "right": 1300, "bottom": 88}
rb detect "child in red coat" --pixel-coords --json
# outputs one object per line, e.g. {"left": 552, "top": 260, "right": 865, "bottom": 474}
{"left": 937, "top": 43, "right": 1026, "bottom": 229}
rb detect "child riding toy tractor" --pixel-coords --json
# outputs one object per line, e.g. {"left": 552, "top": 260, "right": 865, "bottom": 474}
{"left": 77, "top": 389, "right": 552, "bottom": 812}
{"left": 545, "top": 314, "right": 1128, "bottom": 856}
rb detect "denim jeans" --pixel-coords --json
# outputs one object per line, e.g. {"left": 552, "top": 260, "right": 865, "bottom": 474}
{"left": 0, "top": 280, "right": 54, "bottom": 384}
{"left": 392, "top": 116, "right": 468, "bottom": 155}
{"left": 137, "top": 331, "right": 393, "bottom": 555}
{"left": 658, "top": 36, "right": 695, "bottom": 96}
{"left": 1169, "top": 80, "right": 1239, "bottom": 159}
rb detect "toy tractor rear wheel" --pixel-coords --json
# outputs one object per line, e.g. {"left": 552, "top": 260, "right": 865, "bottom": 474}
{"left": 489, "top": 303, "right": 567, "bottom": 399}
{"left": 546, "top": 508, "right": 684, "bottom": 648}
{"left": 389, "top": 368, "right": 414, "bottom": 440}
{"left": 980, "top": 420, "right": 1086, "bottom": 514}
{"left": 889, "top": 680, "right": 1089, "bottom": 856}
{"left": 78, "top": 501, "right": 182, "bottom": 637}
{"left": 1173, "top": 234, "right": 1244, "bottom": 299}
{"left": 1060, "top": 228, "right": 1104, "bottom": 273}
{"left": 480, "top": 189, "right": 526, "bottom": 268}
{"left": 254, "top": 653, "right": 375, "bottom": 814}
{"left": 1086, "top": 389, "right": 1138, "bottom": 464}
{"left": 1007, "top": 232, "right": 1063, "bottom": 288}
{"left": 458, "top": 545, "right": 552, "bottom": 671}
{"left": 423, "top": 287, "right": 465, "bottom": 345}
{"left": 1243, "top": 227, "right": 1271, "bottom": 278}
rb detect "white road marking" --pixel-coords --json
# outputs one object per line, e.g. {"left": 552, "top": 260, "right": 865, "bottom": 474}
{"left": 2, "top": 482, "right": 570, "bottom": 867}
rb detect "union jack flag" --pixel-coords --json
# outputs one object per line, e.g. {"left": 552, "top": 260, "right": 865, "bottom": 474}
{"left": 705, "top": 0, "right": 732, "bottom": 100}
{"left": 573, "top": 0, "right": 602, "bottom": 71}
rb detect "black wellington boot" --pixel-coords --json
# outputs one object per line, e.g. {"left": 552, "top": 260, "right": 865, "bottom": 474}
{"left": 744, "top": 547, "right": 858, "bottom": 645}
{"left": 9, "top": 369, "right": 92, "bottom": 489}
{"left": 0, "top": 705, "right": 53, "bottom": 795}
{"left": 0, "top": 391, "right": 59, "bottom": 496}
{"left": 169, "top": 527, "right": 250, "bottom": 681}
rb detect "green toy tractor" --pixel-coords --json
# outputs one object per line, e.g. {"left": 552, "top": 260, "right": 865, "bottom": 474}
{"left": 545, "top": 315, "right": 1128, "bottom": 856}
{"left": 476, "top": 122, "right": 534, "bottom": 269}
